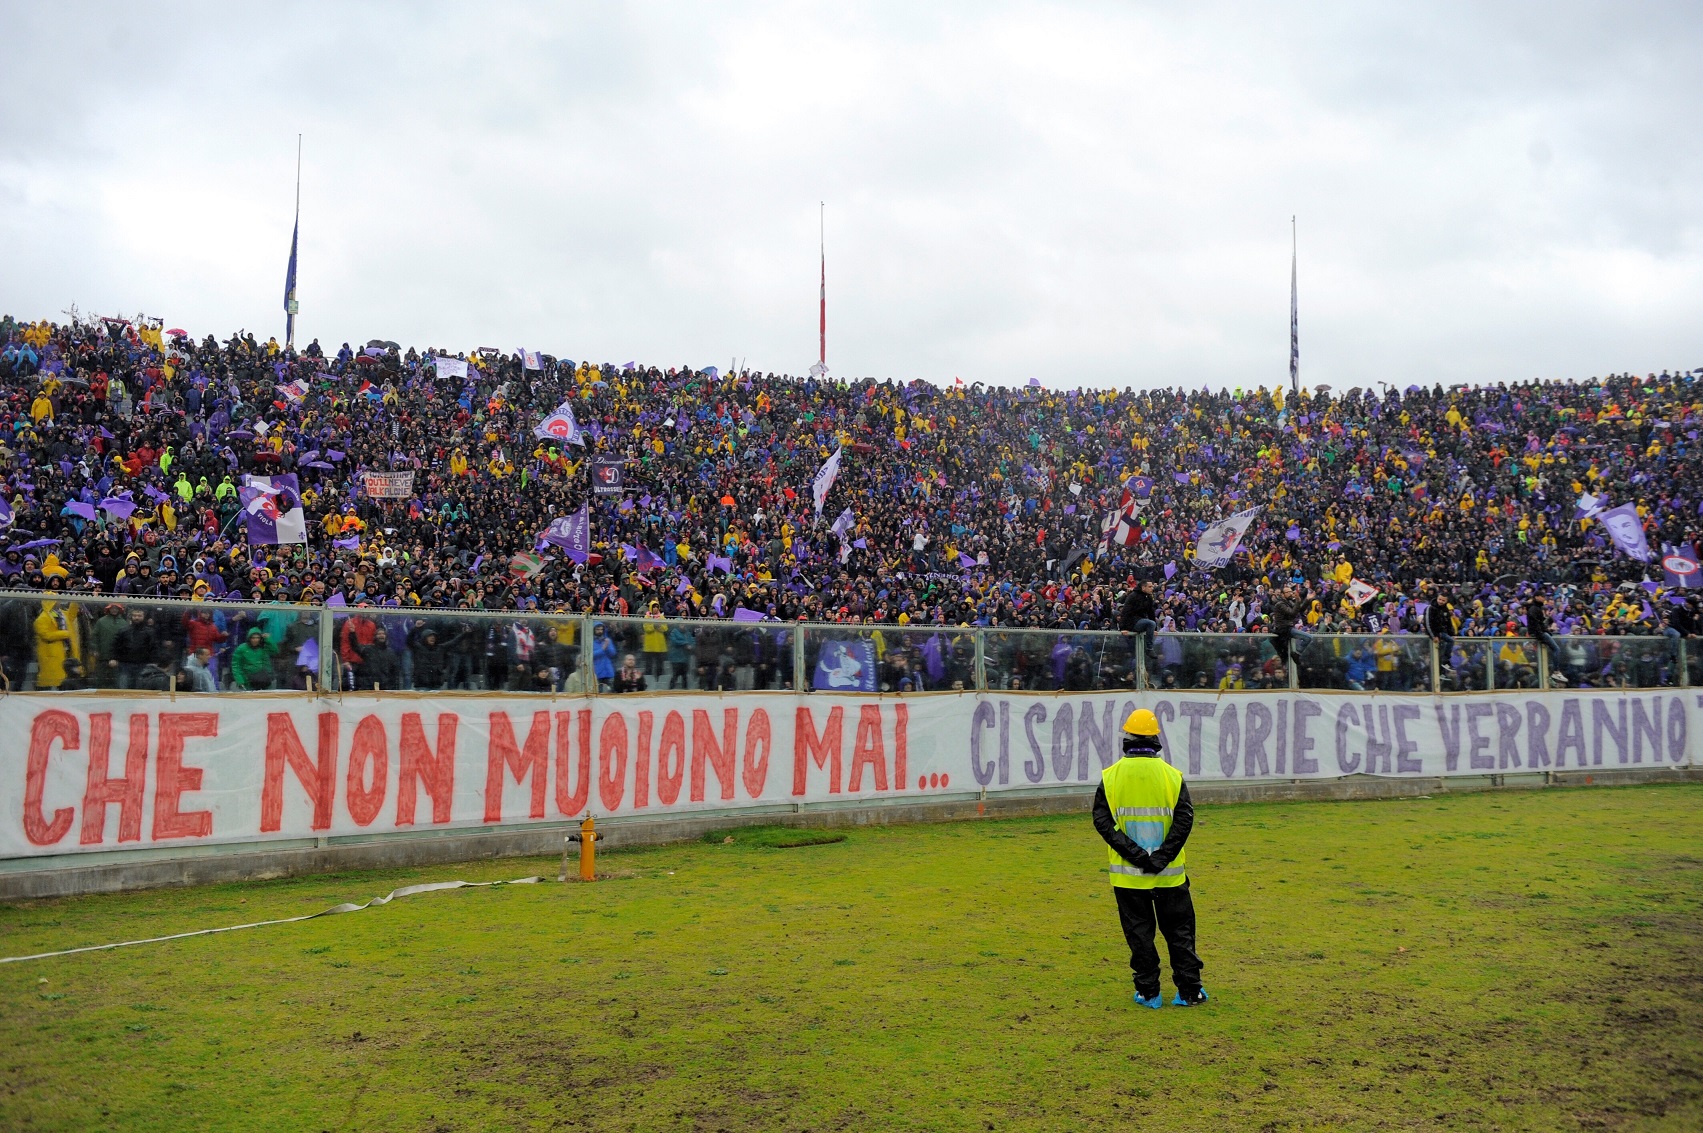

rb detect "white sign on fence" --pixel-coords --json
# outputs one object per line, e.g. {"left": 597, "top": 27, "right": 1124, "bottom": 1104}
{"left": 2, "top": 689, "right": 1692, "bottom": 860}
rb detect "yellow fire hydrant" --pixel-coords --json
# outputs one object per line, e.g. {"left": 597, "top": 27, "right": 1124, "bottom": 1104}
{"left": 560, "top": 816, "right": 598, "bottom": 882}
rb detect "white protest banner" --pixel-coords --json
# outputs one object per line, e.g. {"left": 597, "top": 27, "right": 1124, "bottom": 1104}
{"left": 361, "top": 471, "right": 416, "bottom": 499}
{"left": 433, "top": 356, "right": 469, "bottom": 380}
{"left": 1, "top": 689, "right": 1691, "bottom": 860}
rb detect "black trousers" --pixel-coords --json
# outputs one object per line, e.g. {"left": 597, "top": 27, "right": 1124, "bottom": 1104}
{"left": 1114, "top": 882, "right": 1204, "bottom": 997}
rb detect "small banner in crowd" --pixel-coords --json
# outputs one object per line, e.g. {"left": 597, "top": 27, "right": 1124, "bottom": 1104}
{"left": 812, "top": 639, "right": 877, "bottom": 692}
{"left": 1598, "top": 503, "right": 1653, "bottom": 562}
{"left": 1194, "top": 507, "right": 1262, "bottom": 569}
{"left": 540, "top": 505, "right": 590, "bottom": 564}
{"left": 592, "top": 459, "right": 625, "bottom": 496}
{"left": 361, "top": 471, "right": 416, "bottom": 499}
{"left": 533, "top": 401, "right": 583, "bottom": 446}
{"left": 812, "top": 447, "right": 843, "bottom": 515}
{"left": 1662, "top": 543, "right": 1702, "bottom": 588}
{"left": 238, "top": 474, "right": 306, "bottom": 545}
{"left": 433, "top": 356, "right": 469, "bottom": 379}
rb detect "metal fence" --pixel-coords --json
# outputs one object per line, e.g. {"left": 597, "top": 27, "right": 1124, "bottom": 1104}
{"left": 0, "top": 592, "right": 1693, "bottom": 694}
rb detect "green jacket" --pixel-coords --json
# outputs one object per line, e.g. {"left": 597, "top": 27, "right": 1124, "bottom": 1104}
{"left": 230, "top": 639, "right": 279, "bottom": 689}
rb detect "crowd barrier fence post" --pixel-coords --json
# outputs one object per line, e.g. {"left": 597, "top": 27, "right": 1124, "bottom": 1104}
{"left": 972, "top": 629, "right": 987, "bottom": 691}
{"left": 316, "top": 607, "right": 335, "bottom": 692}
{"left": 794, "top": 626, "right": 807, "bottom": 694}
{"left": 580, "top": 616, "right": 595, "bottom": 694}
{"left": 1429, "top": 640, "right": 1441, "bottom": 694}
{"left": 1537, "top": 644, "right": 1549, "bottom": 690}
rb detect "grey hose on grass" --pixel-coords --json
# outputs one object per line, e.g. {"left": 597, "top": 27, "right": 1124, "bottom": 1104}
{"left": 0, "top": 876, "right": 542, "bottom": 965}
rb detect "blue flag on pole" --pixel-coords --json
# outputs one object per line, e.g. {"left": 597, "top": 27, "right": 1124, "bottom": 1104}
{"left": 283, "top": 214, "right": 299, "bottom": 347}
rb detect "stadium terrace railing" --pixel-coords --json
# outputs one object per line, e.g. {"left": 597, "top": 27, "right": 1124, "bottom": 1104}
{"left": 0, "top": 593, "right": 1691, "bottom": 696}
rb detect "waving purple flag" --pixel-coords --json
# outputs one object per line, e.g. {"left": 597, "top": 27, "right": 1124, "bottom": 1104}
{"left": 1598, "top": 503, "right": 1653, "bottom": 562}
{"left": 541, "top": 504, "right": 591, "bottom": 564}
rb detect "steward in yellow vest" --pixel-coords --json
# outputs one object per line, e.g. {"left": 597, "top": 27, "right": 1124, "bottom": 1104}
{"left": 1092, "top": 709, "right": 1208, "bottom": 1009}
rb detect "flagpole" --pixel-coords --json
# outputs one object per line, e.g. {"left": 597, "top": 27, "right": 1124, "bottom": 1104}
{"left": 1289, "top": 215, "right": 1298, "bottom": 401}
{"left": 818, "top": 202, "right": 827, "bottom": 375}
{"left": 285, "top": 134, "right": 302, "bottom": 351}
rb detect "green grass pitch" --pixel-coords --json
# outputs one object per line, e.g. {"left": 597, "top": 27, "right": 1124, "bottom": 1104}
{"left": 1, "top": 783, "right": 1699, "bottom": 1131}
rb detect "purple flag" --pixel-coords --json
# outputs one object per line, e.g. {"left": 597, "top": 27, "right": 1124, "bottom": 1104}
{"left": 1173, "top": 471, "right": 1192, "bottom": 484}
{"left": 732, "top": 607, "right": 764, "bottom": 623}
{"left": 1163, "top": 561, "right": 1177, "bottom": 579}
{"left": 541, "top": 505, "right": 591, "bottom": 564}
{"left": 239, "top": 474, "right": 306, "bottom": 545}
{"left": 1598, "top": 503, "right": 1653, "bottom": 562}
{"left": 706, "top": 553, "right": 733, "bottom": 574}
{"left": 853, "top": 537, "right": 868, "bottom": 549}
{"left": 333, "top": 535, "right": 361, "bottom": 550}
{"left": 1662, "top": 543, "right": 1702, "bottom": 588}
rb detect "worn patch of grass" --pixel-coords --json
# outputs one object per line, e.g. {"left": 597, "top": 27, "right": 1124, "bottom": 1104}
{"left": 2, "top": 783, "right": 1701, "bottom": 1131}
{"left": 703, "top": 824, "right": 850, "bottom": 849}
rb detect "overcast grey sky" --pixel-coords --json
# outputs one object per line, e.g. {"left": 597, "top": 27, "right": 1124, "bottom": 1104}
{"left": 1, "top": 2, "right": 1700, "bottom": 390}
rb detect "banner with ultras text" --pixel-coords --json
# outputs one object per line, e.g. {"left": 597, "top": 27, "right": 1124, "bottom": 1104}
{"left": 4, "top": 689, "right": 1695, "bottom": 860}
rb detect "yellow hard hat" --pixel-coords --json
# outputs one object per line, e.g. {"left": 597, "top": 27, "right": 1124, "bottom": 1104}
{"left": 1123, "top": 709, "right": 1160, "bottom": 737}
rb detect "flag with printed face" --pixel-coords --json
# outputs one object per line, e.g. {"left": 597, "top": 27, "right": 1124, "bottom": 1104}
{"left": 812, "top": 447, "right": 843, "bottom": 515}
{"left": 534, "top": 401, "right": 584, "bottom": 445}
{"left": 1194, "top": 507, "right": 1261, "bottom": 569}
{"left": 1346, "top": 578, "right": 1379, "bottom": 607}
{"left": 1599, "top": 503, "right": 1653, "bottom": 562}
{"left": 1661, "top": 543, "right": 1702, "bottom": 588}
{"left": 239, "top": 474, "right": 307, "bottom": 545}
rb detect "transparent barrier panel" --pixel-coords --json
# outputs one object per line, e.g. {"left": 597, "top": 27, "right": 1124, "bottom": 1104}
{"left": 1297, "top": 633, "right": 1431, "bottom": 692}
{"left": 1441, "top": 639, "right": 1494, "bottom": 692}
{"left": 329, "top": 608, "right": 587, "bottom": 693}
{"left": 1558, "top": 635, "right": 1682, "bottom": 690}
{"left": 980, "top": 628, "right": 1131, "bottom": 692}
{"left": 0, "top": 593, "right": 326, "bottom": 693}
{"left": 1146, "top": 632, "right": 1280, "bottom": 691}
{"left": 600, "top": 616, "right": 797, "bottom": 692}
{"left": 1485, "top": 637, "right": 1542, "bottom": 690}
{"left": 804, "top": 625, "right": 978, "bottom": 692}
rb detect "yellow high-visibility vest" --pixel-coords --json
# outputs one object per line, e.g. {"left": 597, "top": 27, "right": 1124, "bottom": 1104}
{"left": 1102, "top": 755, "right": 1186, "bottom": 889}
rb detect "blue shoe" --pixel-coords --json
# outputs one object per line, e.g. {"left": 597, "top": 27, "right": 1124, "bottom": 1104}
{"left": 1172, "top": 988, "right": 1210, "bottom": 1007}
{"left": 1133, "top": 991, "right": 1163, "bottom": 1010}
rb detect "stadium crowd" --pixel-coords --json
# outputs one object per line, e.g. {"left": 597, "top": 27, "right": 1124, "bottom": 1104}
{"left": 0, "top": 311, "right": 1697, "bottom": 692}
